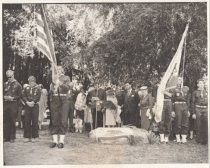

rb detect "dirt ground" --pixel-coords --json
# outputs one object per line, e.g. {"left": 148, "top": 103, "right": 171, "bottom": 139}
{"left": 3, "top": 128, "right": 208, "bottom": 165}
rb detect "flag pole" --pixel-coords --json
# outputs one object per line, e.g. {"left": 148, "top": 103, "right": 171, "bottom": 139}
{"left": 155, "top": 22, "right": 189, "bottom": 123}
{"left": 40, "top": 4, "right": 58, "bottom": 83}
{"left": 181, "top": 18, "right": 191, "bottom": 88}
{"left": 40, "top": 4, "right": 56, "bottom": 63}
{"left": 181, "top": 36, "right": 187, "bottom": 88}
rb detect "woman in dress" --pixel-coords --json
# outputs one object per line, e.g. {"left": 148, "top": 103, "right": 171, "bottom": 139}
{"left": 105, "top": 88, "right": 118, "bottom": 127}
{"left": 138, "top": 86, "right": 154, "bottom": 130}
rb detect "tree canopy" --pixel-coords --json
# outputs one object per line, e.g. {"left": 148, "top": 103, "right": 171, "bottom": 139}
{"left": 3, "top": 3, "right": 207, "bottom": 90}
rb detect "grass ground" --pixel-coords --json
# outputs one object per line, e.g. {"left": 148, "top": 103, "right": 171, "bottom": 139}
{"left": 3, "top": 129, "right": 208, "bottom": 165}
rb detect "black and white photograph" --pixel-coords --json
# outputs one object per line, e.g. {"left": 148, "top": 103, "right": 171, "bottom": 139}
{"left": 1, "top": 0, "right": 209, "bottom": 166}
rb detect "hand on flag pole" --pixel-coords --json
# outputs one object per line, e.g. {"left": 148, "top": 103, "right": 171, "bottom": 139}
{"left": 171, "top": 111, "right": 175, "bottom": 118}
{"left": 154, "top": 23, "right": 189, "bottom": 123}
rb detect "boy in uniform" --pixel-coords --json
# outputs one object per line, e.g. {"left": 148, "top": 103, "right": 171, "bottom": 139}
{"left": 22, "top": 76, "right": 41, "bottom": 142}
{"left": 192, "top": 79, "right": 208, "bottom": 145}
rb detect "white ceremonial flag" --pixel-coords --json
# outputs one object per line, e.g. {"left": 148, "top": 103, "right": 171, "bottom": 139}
{"left": 155, "top": 23, "right": 189, "bottom": 123}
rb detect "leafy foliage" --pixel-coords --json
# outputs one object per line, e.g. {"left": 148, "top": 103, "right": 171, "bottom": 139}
{"left": 81, "top": 3, "right": 207, "bottom": 89}
{"left": 3, "top": 3, "right": 207, "bottom": 90}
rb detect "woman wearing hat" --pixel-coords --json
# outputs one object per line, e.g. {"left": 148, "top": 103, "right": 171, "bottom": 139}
{"left": 105, "top": 88, "right": 118, "bottom": 127}
{"left": 138, "top": 86, "right": 154, "bottom": 130}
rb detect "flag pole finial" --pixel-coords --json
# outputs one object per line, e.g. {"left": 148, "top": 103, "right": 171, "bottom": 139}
{"left": 187, "top": 17, "right": 192, "bottom": 23}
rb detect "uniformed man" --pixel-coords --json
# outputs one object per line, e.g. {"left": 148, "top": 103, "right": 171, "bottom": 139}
{"left": 158, "top": 91, "right": 173, "bottom": 143}
{"left": 172, "top": 84, "right": 190, "bottom": 143}
{"left": 192, "top": 79, "right": 208, "bottom": 145}
{"left": 158, "top": 74, "right": 178, "bottom": 144}
{"left": 22, "top": 76, "right": 41, "bottom": 142}
{"left": 3, "top": 70, "right": 22, "bottom": 143}
{"left": 49, "top": 66, "right": 73, "bottom": 148}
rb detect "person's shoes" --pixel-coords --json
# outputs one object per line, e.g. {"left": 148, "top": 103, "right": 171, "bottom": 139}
{"left": 201, "top": 141, "right": 207, "bottom": 145}
{"left": 24, "top": 138, "right": 31, "bottom": 143}
{"left": 187, "top": 136, "right": 193, "bottom": 140}
{"left": 201, "top": 142, "right": 205, "bottom": 145}
{"left": 4, "top": 139, "right": 10, "bottom": 142}
{"left": 160, "top": 140, "right": 166, "bottom": 144}
{"left": 57, "top": 143, "right": 64, "bottom": 149}
{"left": 165, "top": 136, "right": 169, "bottom": 144}
{"left": 49, "top": 143, "right": 57, "bottom": 148}
{"left": 10, "top": 139, "right": 15, "bottom": 143}
{"left": 31, "top": 138, "right": 37, "bottom": 143}
{"left": 181, "top": 135, "right": 187, "bottom": 144}
{"left": 69, "top": 128, "right": 74, "bottom": 133}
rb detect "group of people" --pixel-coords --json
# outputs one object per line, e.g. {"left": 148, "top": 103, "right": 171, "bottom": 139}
{"left": 3, "top": 68, "right": 208, "bottom": 149}
{"left": 155, "top": 77, "right": 208, "bottom": 145}
{"left": 4, "top": 70, "right": 47, "bottom": 143}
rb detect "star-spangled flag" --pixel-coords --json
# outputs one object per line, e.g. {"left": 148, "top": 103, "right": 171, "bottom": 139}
{"left": 35, "top": 4, "right": 58, "bottom": 83}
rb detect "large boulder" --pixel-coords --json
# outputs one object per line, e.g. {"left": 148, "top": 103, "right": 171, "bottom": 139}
{"left": 89, "top": 126, "right": 150, "bottom": 145}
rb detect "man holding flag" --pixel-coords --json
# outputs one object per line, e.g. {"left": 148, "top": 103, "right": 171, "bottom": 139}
{"left": 34, "top": 4, "right": 73, "bottom": 148}
{"left": 158, "top": 73, "right": 174, "bottom": 143}
{"left": 49, "top": 66, "right": 73, "bottom": 148}
{"left": 155, "top": 21, "right": 190, "bottom": 143}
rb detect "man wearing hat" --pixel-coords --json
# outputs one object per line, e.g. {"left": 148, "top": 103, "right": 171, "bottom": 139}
{"left": 172, "top": 83, "right": 190, "bottom": 144}
{"left": 3, "top": 70, "right": 22, "bottom": 142}
{"left": 123, "top": 83, "right": 140, "bottom": 127}
{"left": 192, "top": 79, "right": 208, "bottom": 145}
{"left": 22, "top": 76, "right": 41, "bottom": 142}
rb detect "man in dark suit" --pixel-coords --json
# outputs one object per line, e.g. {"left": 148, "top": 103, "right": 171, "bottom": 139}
{"left": 123, "top": 83, "right": 140, "bottom": 127}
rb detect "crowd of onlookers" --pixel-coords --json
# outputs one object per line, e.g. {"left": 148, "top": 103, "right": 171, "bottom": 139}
{"left": 3, "top": 69, "right": 208, "bottom": 146}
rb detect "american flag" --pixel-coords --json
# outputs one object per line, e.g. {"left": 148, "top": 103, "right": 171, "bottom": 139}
{"left": 35, "top": 4, "right": 57, "bottom": 83}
